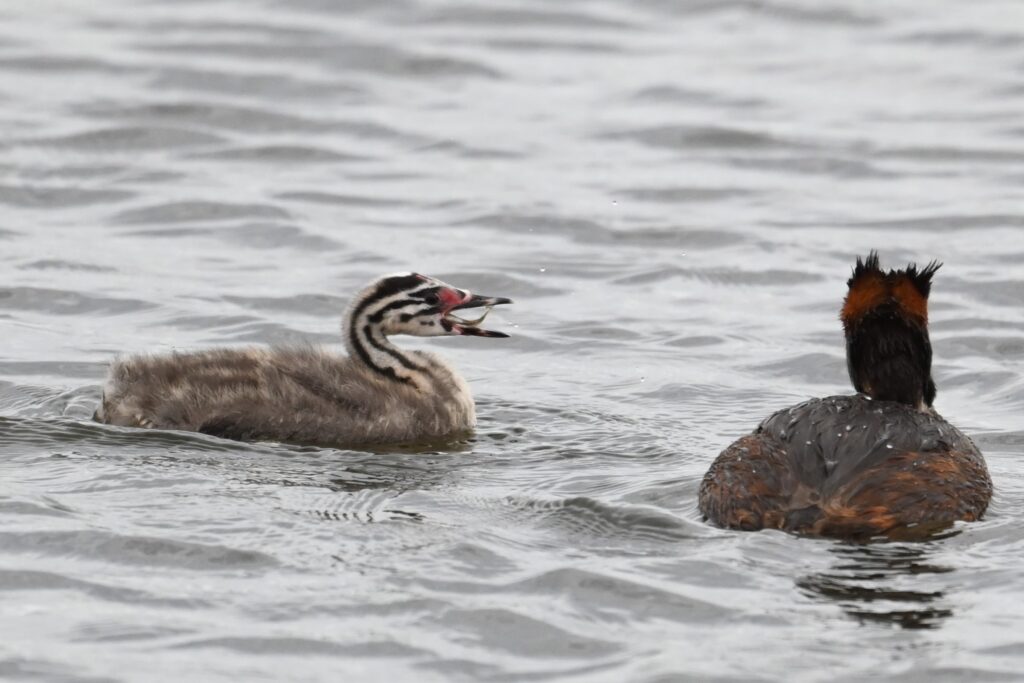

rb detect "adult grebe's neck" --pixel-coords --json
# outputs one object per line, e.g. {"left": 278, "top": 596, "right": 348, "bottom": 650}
{"left": 841, "top": 252, "right": 940, "bottom": 411}
{"left": 845, "top": 307, "right": 935, "bottom": 410}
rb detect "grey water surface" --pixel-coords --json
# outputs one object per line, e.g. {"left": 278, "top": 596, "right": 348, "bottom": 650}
{"left": 2, "top": 1, "right": 1024, "bottom": 681}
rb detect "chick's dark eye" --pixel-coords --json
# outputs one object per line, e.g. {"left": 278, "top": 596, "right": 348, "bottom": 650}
{"left": 411, "top": 287, "right": 441, "bottom": 304}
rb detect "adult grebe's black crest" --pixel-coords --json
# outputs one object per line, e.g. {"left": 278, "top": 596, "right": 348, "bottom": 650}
{"left": 95, "top": 273, "right": 512, "bottom": 447}
{"left": 699, "top": 252, "right": 991, "bottom": 540}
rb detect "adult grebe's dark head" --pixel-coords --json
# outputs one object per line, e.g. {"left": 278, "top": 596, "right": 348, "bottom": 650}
{"left": 840, "top": 251, "right": 941, "bottom": 410}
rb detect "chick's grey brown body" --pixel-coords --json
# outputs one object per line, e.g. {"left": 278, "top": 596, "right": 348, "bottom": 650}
{"left": 95, "top": 273, "right": 511, "bottom": 447}
{"left": 96, "top": 346, "right": 475, "bottom": 445}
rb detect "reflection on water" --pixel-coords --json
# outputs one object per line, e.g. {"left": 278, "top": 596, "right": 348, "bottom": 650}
{"left": 798, "top": 542, "right": 955, "bottom": 630}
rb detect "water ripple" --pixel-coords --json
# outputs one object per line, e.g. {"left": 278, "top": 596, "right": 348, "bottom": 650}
{"left": 113, "top": 200, "right": 291, "bottom": 224}
{"left": 0, "top": 530, "right": 275, "bottom": 569}
{"left": 0, "top": 184, "right": 134, "bottom": 208}
{"left": 27, "top": 126, "right": 226, "bottom": 151}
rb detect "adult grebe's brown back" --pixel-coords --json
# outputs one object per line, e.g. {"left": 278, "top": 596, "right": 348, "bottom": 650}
{"left": 95, "top": 273, "right": 512, "bottom": 447}
{"left": 699, "top": 252, "right": 992, "bottom": 539}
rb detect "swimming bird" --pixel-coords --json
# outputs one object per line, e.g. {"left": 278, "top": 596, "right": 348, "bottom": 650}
{"left": 699, "top": 252, "right": 991, "bottom": 539}
{"left": 94, "top": 273, "right": 512, "bottom": 447}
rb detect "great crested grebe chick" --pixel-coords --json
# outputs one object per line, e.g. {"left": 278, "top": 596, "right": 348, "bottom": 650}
{"left": 95, "top": 273, "right": 512, "bottom": 447}
{"left": 699, "top": 252, "right": 992, "bottom": 540}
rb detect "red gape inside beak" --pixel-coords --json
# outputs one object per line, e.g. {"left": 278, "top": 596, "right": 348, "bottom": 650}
{"left": 438, "top": 287, "right": 471, "bottom": 311}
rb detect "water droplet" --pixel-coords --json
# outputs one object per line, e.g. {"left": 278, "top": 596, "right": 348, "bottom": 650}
{"left": 805, "top": 440, "right": 812, "bottom": 445}
{"left": 845, "top": 425, "right": 853, "bottom": 432}
{"left": 886, "top": 444, "right": 893, "bottom": 449}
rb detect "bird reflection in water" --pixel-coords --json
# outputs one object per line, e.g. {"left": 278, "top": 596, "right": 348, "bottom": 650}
{"left": 797, "top": 540, "right": 957, "bottom": 630}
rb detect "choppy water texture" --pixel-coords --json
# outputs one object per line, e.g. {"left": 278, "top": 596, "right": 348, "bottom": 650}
{"left": 2, "top": 1, "right": 1024, "bottom": 681}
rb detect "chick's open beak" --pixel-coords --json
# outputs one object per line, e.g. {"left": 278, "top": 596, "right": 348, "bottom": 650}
{"left": 444, "top": 294, "right": 513, "bottom": 337}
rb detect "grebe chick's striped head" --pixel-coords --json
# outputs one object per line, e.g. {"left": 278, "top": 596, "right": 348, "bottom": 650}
{"left": 841, "top": 251, "right": 941, "bottom": 410}
{"left": 345, "top": 272, "right": 513, "bottom": 340}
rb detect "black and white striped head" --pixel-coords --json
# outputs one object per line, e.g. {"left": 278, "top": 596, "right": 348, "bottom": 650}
{"left": 346, "top": 273, "right": 512, "bottom": 339}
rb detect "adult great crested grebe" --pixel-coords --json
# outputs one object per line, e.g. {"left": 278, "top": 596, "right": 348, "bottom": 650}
{"left": 699, "top": 252, "right": 992, "bottom": 539}
{"left": 95, "top": 273, "right": 512, "bottom": 447}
